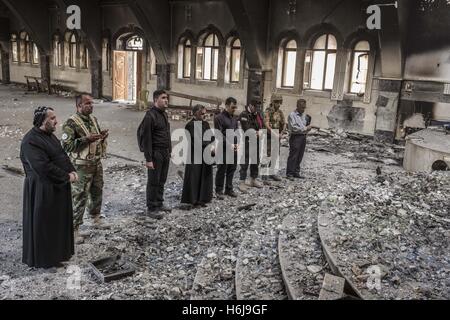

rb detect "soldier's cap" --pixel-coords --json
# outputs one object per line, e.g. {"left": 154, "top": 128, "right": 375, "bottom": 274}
{"left": 271, "top": 94, "right": 283, "bottom": 102}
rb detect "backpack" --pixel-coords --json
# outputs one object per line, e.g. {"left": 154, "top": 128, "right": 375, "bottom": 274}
{"left": 137, "top": 110, "right": 155, "bottom": 152}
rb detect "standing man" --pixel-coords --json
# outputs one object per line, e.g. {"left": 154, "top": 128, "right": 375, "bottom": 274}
{"left": 62, "top": 94, "right": 108, "bottom": 243}
{"left": 139, "top": 90, "right": 172, "bottom": 218}
{"left": 181, "top": 104, "right": 214, "bottom": 207}
{"left": 238, "top": 99, "right": 264, "bottom": 193}
{"left": 286, "top": 99, "right": 312, "bottom": 179}
{"left": 262, "top": 94, "right": 286, "bottom": 183}
{"left": 214, "top": 97, "right": 239, "bottom": 198}
{"left": 21, "top": 106, "right": 78, "bottom": 268}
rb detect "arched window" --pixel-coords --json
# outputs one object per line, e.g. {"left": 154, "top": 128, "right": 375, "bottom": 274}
{"left": 178, "top": 38, "right": 192, "bottom": 79}
{"left": 126, "top": 35, "right": 144, "bottom": 51}
{"left": 349, "top": 41, "right": 370, "bottom": 95}
{"left": 80, "top": 42, "right": 89, "bottom": 69}
{"left": 102, "top": 38, "right": 110, "bottom": 72}
{"left": 19, "top": 32, "right": 30, "bottom": 63}
{"left": 53, "top": 35, "right": 63, "bottom": 66}
{"left": 281, "top": 39, "right": 297, "bottom": 88}
{"left": 10, "top": 34, "right": 18, "bottom": 62}
{"left": 229, "top": 38, "right": 241, "bottom": 83}
{"left": 196, "top": 33, "right": 219, "bottom": 81}
{"left": 32, "top": 43, "right": 39, "bottom": 65}
{"left": 304, "top": 34, "right": 337, "bottom": 91}
{"left": 69, "top": 33, "right": 77, "bottom": 68}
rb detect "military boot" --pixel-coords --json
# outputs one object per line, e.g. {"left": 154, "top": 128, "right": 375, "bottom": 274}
{"left": 249, "top": 178, "right": 263, "bottom": 188}
{"left": 238, "top": 181, "right": 249, "bottom": 193}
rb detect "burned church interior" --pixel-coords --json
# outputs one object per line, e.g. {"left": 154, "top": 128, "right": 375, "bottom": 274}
{"left": 0, "top": 0, "right": 449, "bottom": 301}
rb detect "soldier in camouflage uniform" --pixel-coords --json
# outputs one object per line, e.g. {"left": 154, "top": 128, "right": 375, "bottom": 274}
{"left": 62, "top": 94, "right": 108, "bottom": 243}
{"left": 261, "top": 94, "right": 287, "bottom": 183}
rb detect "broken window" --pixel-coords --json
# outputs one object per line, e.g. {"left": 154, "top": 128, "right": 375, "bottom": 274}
{"left": 303, "top": 34, "right": 337, "bottom": 91}
{"left": 349, "top": 41, "right": 370, "bottom": 95}
{"left": 10, "top": 34, "right": 18, "bottom": 62}
{"left": 197, "top": 33, "right": 219, "bottom": 81}
{"left": 178, "top": 38, "right": 191, "bottom": 79}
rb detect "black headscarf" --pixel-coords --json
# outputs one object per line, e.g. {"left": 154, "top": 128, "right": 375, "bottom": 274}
{"left": 33, "top": 106, "right": 54, "bottom": 127}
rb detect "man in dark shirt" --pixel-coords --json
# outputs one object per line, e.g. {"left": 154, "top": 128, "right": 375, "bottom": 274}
{"left": 238, "top": 99, "right": 264, "bottom": 192}
{"left": 214, "top": 97, "right": 239, "bottom": 198}
{"left": 140, "top": 90, "right": 172, "bottom": 218}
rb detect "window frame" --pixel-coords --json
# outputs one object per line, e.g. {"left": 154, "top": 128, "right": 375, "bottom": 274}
{"left": 348, "top": 41, "right": 371, "bottom": 95}
{"left": 201, "top": 33, "right": 219, "bottom": 81}
{"left": 19, "top": 32, "right": 31, "bottom": 64}
{"left": 281, "top": 39, "right": 297, "bottom": 88}
{"left": 229, "top": 38, "right": 241, "bottom": 83}
{"left": 11, "top": 34, "right": 18, "bottom": 63}
{"left": 32, "top": 43, "right": 39, "bottom": 65}
{"left": 69, "top": 33, "right": 77, "bottom": 68}
{"left": 80, "top": 42, "right": 89, "bottom": 69}
{"left": 305, "top": 34, "right": 337, "bottom": 91}
{"left": 182, "top": 39, "right": 192, "bottom": 79}
{"left": 102, "top": 38, "right": 110, "bottom": 72}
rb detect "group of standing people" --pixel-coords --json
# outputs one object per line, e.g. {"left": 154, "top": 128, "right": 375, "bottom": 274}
{"left": 140, "top": 91, "right": 313, "bottom": 218}
{"left": 19, "top": 89, "right": 312, "bottom": 269}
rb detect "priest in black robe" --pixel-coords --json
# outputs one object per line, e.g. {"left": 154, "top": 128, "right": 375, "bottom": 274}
{"left": 20, "top": 106, "right": 79, "bottom": 268}
{"left": 181, "top": 105, "right": 214, "bottom": 207}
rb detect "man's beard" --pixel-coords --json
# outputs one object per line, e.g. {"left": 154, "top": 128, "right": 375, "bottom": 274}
{"left": 45, "top": 122, "right": 56, "bottom": 133}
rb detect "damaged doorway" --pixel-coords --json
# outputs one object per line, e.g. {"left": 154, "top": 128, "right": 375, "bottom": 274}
{"left": 113, "top": 35, "right": 143, "bottom": 103}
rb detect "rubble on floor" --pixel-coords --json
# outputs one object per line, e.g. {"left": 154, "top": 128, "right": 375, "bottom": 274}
{"left": 0, "top": 128, "right": 448, "bottom": 300}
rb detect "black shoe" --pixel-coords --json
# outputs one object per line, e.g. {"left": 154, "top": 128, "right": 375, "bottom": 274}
{"left": 216, "top": 191, "right": 225, "bottom": 200}
{"left": 225, "top": 190, "right": 238, "bottom": 198}
{"left": 147, "top": 208, "right": 164, "bottom": 220}
{"left": 293, "top": 174, "right": 305, "bottom": 179}
{"left": 158, "top": 205, "right": 172, "bottom": 212}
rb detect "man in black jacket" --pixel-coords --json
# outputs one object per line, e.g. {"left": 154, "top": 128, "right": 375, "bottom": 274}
{"left": 140, "top": 90, "right": 172, "bottom": 218}
{"left": 214, "top": 97, "right": 239, "bottom": 198}
{"left": 238, "top": 99, "right": 264, "bottom": 193}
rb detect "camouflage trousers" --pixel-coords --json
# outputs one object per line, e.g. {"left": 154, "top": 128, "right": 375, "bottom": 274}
{"left": 72, "top": 161, "right": 104, "bottom": 230}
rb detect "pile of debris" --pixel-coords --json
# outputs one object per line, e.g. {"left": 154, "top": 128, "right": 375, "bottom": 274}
{"left": 319, "top": 171, "right": 449, "bottom": 299}
{"left": 308, "top": 128, "right": 404, "bottom": 166}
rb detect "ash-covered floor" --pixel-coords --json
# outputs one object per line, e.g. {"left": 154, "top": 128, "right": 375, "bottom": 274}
{"left": 0, "top": 84, "right": 448, "bottom": 300}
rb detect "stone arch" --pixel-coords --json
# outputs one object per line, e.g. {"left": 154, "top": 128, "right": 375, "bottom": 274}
{"left": 196, "top": 25, "right": 225, "bottom": 47}
{"left": 112, "top": 26, "right": 148, "bottom": 51}
{"left": 274, "top": 30, "right": 301, "bottom": 49}
{"left": 343, "top": 29, "right": 378, "bottom": 51}
{"left": 303, "top": 23, "right": 344, "bottom": 49}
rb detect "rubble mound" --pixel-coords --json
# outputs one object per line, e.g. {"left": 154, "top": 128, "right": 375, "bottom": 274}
{"left": 318, "top": 172, "right": 450, "bottom": 300}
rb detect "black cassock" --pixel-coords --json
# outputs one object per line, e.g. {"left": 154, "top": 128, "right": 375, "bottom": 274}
{"left": 181, "top": 119, "right": 214, "bottom": 205}
{"left": 20, "top": 127, "right": 75, "bottom": 268}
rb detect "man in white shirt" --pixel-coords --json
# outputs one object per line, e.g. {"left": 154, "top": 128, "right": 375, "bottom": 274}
{"left": 286, "top": 99, "right": 312, "bottom": 179}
